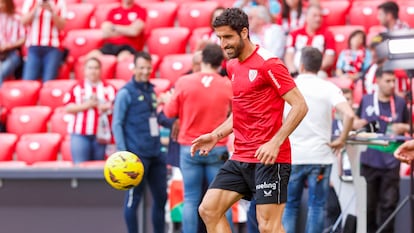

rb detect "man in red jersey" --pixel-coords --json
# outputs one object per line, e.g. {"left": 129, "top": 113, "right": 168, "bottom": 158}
{"left": 87, "top": 0, "right": 146, "bottom": 61}
{"left": 191, "top": 7, "right": 308, "bottom": 233}
{"left": 161, "top": 43, "right": 233, "bottom": 233}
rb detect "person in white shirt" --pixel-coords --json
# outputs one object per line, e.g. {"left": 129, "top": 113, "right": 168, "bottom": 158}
{"left": 282, "top": 46, "right": 355, "bottom": 233}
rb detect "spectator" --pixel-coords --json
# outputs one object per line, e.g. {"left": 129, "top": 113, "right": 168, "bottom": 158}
{"left": 284, "top": 4, "right": 335, "bottom": 78}
{"left": 353, "top": 65, "right": 409, "bottom": 233}
{"left": 0, "top": 0, "right": 26, "bottom": 85}
{"left": 282, "top": 47, "right": 355, "bottom": 233}
{"left": 246, "top": 5, "right": 286, "bottom": 58}
{"left": 195, "top": 6, "right": 224, "bottom": 51}
{"left": 336, "top": 30, "right": 372, "bottom": 81}
{"left": 233, "top": 0, "right": 281, "bottom": 20}
{"left": 162, "top": 43, "right": 233, "bottom": 233}
{"left": 21, "top": 0, "right": 66, "bottom": 83}
{"left": 377, "top": 1, "right": 410, "bottom": 32}
{"left": 64, "top": 57, "right": 116, "bottom": 164}
{"left": 112, "top": 51, "right": 166, "bottom": 233}
{"left": 87, "top": 0, "right": 146, "bottom": 61}
{"left": 276, "top": 0, "right": 306, "bottom": 33}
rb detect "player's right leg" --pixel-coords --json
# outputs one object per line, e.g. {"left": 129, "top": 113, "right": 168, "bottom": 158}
{"left": 198, "top": 188, "right": 242, "bottom": 233}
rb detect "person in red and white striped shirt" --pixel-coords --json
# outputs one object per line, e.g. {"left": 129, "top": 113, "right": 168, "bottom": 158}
{"left": 63, "top": 57, "right": 116, "bottom": 164}
{"left": 21, "top": 0, "right": 66, "bottom": 82}
{"left": 0, "top": 0, "right": 26, "bottom": 85}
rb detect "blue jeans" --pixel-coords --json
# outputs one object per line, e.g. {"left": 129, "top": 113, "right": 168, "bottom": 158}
{"left": 70, "top": 134, "right": 106, "bottom": 164}
{"left": 0, "top": 50, "right": 21, "bottom": 85}
{"left": 124, "top": 154, "right": 167, "bottom": 233}
{"left": 180, "top": 145, "right": 233, "bottom": 233}
{"left": 282, "top": 164, "right": 332, "bottom": 233}
{"left": 23, "top": 46, "right": 63, "bottom": 82}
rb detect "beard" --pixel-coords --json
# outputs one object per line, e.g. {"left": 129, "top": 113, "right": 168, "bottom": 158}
{"left": 224, "top": 38, "right": 244, "bottom": 59}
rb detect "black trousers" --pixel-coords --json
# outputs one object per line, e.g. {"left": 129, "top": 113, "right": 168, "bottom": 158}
{"left": 361, "top": 164, "right": 400, "bottom": 233}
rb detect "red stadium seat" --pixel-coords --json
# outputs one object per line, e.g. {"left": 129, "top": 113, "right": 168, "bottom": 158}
{"left": 63, "top": 3, "right": 95, "bottom": 34}
{"left": 0, "top": 80, "right": 41, "bottom": 110}
{"left": 84, "top": 0, "right": 119, "bottom": 6}
{"left": 39, "top": 80, "right": 77, "bottom": 110}
{"left": 60, "top": 135, "right": 73, "bottom": 162}
{"left": 141, "top": 2, "right": 178, "bottom": 37}
{"left": 0, "top": 133, "right": 18, "bottom": 161}
{"left": 320, "top": 0, "right": 350, "bottom": 26}
{"left": 90, "top": 2, "right": 121, "bottom": 28}
{"left": 105, "top": 79, "right": 127, "bottom": 91}
{"left": 177, "top": 1, "right": 219, "bottom": 32}
{"left": 348, "top": 1, "right": 381, "bottom": 31}
{"left": 74, "top": 55, "right": 117, "bottom": 81}
{"left": 63, "top": 29, "right": 104, "bottom": 62}
{"left": 211, "top": 0, "right": 236, "bottom": 8}
{"left": 6, "top": 106, "right": 52, "bottom": 136}
{"left": 147, "top": 27, "right": 190, "bottom": 60}
{"left": 398, "top": 1, "right": 414, "bottom": 28}
{"left": 189, "top": 27, "right": 213, "bottom": 52}
{"left": 168, "top": 0, "right": 203, "bottom": 4}
{"left": 150, "top": 78, "right": 172, "bottom": 96}
{"left": 158, "top": 53, "right": 193, "bottom": 85}
{"left": 328, "top": 25, "right": 366, "bottom": 55}
{"left": 115, "top": 54, "right": 160, "bottom": 81}
{"left": 49, "top": 107, "right": 74, "bottom": 138}
{"left": 16, "top": 133, "right": 62, "bottom": 165}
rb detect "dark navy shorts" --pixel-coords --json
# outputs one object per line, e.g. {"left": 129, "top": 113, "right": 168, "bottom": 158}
{"left": 209, "top": 160, "right": 291, "bottom": 204}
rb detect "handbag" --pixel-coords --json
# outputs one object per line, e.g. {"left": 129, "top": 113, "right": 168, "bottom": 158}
{"left": 96, "top": 113, "right": 112, "bottom": 144}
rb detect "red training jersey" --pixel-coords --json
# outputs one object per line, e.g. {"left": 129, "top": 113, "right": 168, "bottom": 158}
{"left": 105, "top": 4, "right": 147, "bottom": 51}
{"left": 227, "top": 46, "right": 296, "bottom": 164}
{"left": 163, "top": 72, "right": 232, "bottom": 146}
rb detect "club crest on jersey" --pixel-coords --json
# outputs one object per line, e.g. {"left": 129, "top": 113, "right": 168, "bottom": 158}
{"left": 249, "top": 69, "right": 258, "bottom": 82}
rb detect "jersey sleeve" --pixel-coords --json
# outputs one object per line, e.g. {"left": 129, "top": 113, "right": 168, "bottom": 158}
{"left": 324, "top": 29, "right": 336, "bottom": 56}
{"left": 264, "top": 58, "right": 296, "bottom": 96}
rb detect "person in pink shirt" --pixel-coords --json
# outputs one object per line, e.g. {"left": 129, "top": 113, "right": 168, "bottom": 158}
{"left": 191, "top": 8, "right": 308, "bottom": 233}
{"left": 284, "top": 4, "right": 335, "bottom": 78}
{"left": 87, "top": 0, "right": 146, "bottom": 61}
{"left": 162, "top": 43, "right": 233, "bottom": 233}
{"left": 21, "top": 0, "right": 66, "bottom": 82}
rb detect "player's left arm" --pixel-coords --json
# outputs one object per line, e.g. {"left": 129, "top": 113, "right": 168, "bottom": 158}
{"left": 255, "top": 87, "right": 308, "bottom": 165}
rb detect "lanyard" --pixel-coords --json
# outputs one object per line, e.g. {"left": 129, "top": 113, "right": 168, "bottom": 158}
{"left": 373, "top": 91, "right": 396, "bottom": 123}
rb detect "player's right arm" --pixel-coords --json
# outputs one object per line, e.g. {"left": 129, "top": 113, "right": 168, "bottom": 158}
{"left": 191, "top": 114, "right": 233, "bottom": 156}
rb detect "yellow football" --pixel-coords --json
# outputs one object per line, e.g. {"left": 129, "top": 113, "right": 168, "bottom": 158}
{"left": 104, "top": 151, "right": 144, "bottom": 190}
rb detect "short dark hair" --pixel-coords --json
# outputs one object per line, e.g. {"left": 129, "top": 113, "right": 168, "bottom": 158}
{"left": 202, "top": 43, "right": 224, "bottom": 68}
{"left": 378, "top": 1, "right": 399, "bottom": 19}
{"left": 300, "top": 47, "right": 322, "bottom": 73}
{"left": 134, "top": 51, "right": 152, "bottom": 64}
{"left": 213, "top": 8, "right": 249, "bottom": 36}
{"left": 375, "top": 65, "right": 394, "bottom": 78}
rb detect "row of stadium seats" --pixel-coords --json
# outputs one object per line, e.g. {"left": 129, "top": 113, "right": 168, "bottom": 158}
{"left": 21, "top": 0, "right": 414, "bottom": 37}
{"left": 0, "top": 79, "right": 171, "bottom": 111}
{"left": 0, "top": 132, "right": 73, "bottom": 165}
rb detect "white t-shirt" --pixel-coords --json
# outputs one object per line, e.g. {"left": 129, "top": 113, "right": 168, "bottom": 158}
{"left": 284, "top": 74, "right": 347, "bottom": 165}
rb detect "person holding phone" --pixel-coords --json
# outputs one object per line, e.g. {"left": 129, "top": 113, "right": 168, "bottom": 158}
{"left": 21, "top": 0, "right": 66, "bottom": 82}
